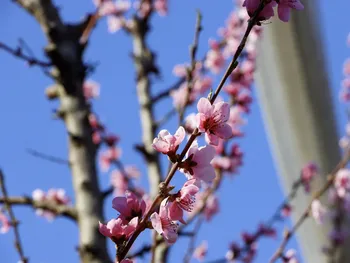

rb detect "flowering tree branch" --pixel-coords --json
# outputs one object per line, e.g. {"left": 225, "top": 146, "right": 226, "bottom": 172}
{"left": 269, "top": 149, "right": 350, "bottom": 263}
{"left": 115, "top": 2, "right": 268, "bottom": 262}
{"left": 0, "top": 196, "right": 78, "bottom": 221}
{"left": 0, "top": 170, "right": 28, "bottom": 263}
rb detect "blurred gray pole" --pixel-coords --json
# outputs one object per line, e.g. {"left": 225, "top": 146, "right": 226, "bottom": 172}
{"left": 254, "top": 2, "right": 350, "bottom": 262}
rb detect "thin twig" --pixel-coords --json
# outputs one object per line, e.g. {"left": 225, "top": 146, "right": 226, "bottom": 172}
{"left": 269, "top": 149, "right": 350, "bottom": 263}
{"left": 178, "top": 10, "right": 203, "bottom": 123}
{"left": 26, "top": 148, "right": 70, "bottom": 165}
{"left": 126, "top": 231, "right": 194, "bottom": 259}
{"left": 0, "top": 41, "right": 51, "bottom": 68}
{"left": 155, "top": 108, "right": 177, "bottom": 129}
{"left": 152, "top": 77, "right": 186, "bottom": 103}
{"left": 183, "top": 216, "right": 204, "bottom": 263}
{"left": 0, "top": 170, "right": 28, "bottom": 263}
{"left": 205, "top": 178, "right": 303, "bottom": 263}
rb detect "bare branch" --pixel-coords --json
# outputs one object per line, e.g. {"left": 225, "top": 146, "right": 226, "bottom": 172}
{"left": 178, "top": 10, "right": 203, "bottom": 123}
{"left": 183, "top": 217, "right": 204, "bottom": 263}
{"left": 152, "top": 77, "right": 186, "bottom": 103}
{"left": 0, "top": 170, "right": 28, "bottom": 263}
{"left": 0, "top": 41, "right": 52, "bottom": 68}
{"left": 26, "top": 148, "right": 70, "bottom": 165}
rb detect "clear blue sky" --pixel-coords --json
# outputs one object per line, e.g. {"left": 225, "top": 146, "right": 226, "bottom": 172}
{"left": 1, "top": 1, "right": 350, "bottom": 262}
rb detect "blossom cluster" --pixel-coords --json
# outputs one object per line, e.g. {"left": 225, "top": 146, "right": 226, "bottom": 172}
{"left": 243, "top": 0, "right": 304, "bottom": 23}
{"left": 94, "top": 0, "right": 168, "bottom": 33}
{"left": 310, "top": 168, "right": 350, "bottom": 254}
{"left": 32, "top": 188, "right": 70, "bottom": 220}
{"left": 308, "top": 34, "right": 350, "bottom": 255}
{"left": 0, "top": 211, "right": 10, "bottom": 234}
{"left": 98, "top": 0, "right": 306, "bottom": 261}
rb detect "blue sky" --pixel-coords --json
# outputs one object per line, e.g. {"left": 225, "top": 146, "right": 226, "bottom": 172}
{"left": 1, "top": 0, "right": 350, "bottom": 263}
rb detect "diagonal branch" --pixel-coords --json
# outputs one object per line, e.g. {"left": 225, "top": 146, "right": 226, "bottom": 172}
{"left": 26, "top": 148, "right": 70, "bottom": 165}
{"left": 269, "top": 149, "right": 350, "bottom": 263}
{"left": 0, "top": 170, "right": 28, "bottom": 263}
{"left": 0, "top": 41, "right": 52, "bottom": 68}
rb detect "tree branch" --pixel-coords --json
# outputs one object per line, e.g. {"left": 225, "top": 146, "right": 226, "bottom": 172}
{"left": 0, "top": 196, "right": 77, "bottom": 221}
{"left": 178, "top": 10, "right": 203, "bottom": 123}
{"left": 26, "top": 148, "right": 70, "bottom": 165}
{"left": 269, "top": 149, "right": 350, "bottom": 263}
{"left": 0, "top": 41, "right": 52, "bottom": 68}
{"left": 14, "top": 1, "right": 111, "bottom": 262}
{"left": 183, "top": 216, "right": 204, "bottom": 263}
{"left": 0, "top": 170, "right": 28, "bottom": 263}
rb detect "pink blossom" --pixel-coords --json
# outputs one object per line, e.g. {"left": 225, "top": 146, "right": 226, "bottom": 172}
{"left": 343, "top": 59, "right": 350, "bottom": 76}
{"left": 225, "top": 242, "right": 241, "bottom": 261}
{"left": 92, "top": 132, "right": 102, "bottom": 144}
{"left": 196, "top": 98, "right": 233, "bottom": 146}
{"left": 311, "top": 199, "right": 327, "bottom": 225}
{"left": 99, "top": 147, "right": 122, "bottom": 172}
{"left": 204, "top": 194, "right": 219, "bottom": 221}
{"left": 300, "top": 162, "right": 318, "bottom": 193}
{"left": 96, "top": 0, "right": 131, "bottom": 16}
{"left": 154, "top": 0, "right": 168, "bottom": 16}
{"left": 47, "top": 188, "right": 70, "bottom": 205}
{"left": 99, "top": 217, "right": 138, "bottom": 240}
{"left": 185, "top": 113, "right": 197, "bottom": 134}
{"left": 283, "top": 249, "right": 299, "bottom": 263}
{"left": 170, "top": 85, "right": 196, "bottom": 109}
{"left": 107, "top": 16, "right": 125, "bottom": 33}
{"left": 152, "top": 126, "right": 185, "bottom": 155}
{"left": 193, "top": 241, "right": 208, "bottom": 261}
{"left": 168, "top": 179, "right": 199, "bottom": 224}
{"left": 205, "top": 48, "right": 225, "bottom": 74}
{"left": 150, "top": 198, "right": 178, "bottom": 244}
{"left": 182, "top": 142, "right": 216, "bottom": 183}
{"left": 32, "top": 188, "right": 70, "bottom": 220}
{"left": 89, "top": 114, "right": 102, "bottom": 130}
{"left": 277, "top": 0, "right": 304, "bottom": 22}
{"left": 227, "top": 105, "right": 246, "bottom": 137}
{"left": 172, "top": 64, "right": 188, "bottom": 77}
{"left": 0, "top": 212, "right": 10, "bottom": 233}
{"left": 243, "top": 0, "right": 276, "bottom": 21}
{"left": 111, "top": 170, "right": 128, "bottom": 196}
{"left": 83, "top": 80, "right": 100, "bottom": 99}
{"left": 334, "top": 169, "right": 350, "bottom": 197}
{"left": 112, "top": 191, "right": 146, "bottom": 220}
{"left": 211, "top": 156, "right": 232, "bottom": 170}
{"left": 134, "top": 1, "right": 151, "bottom": 18}
{"left": 281, "top": 204, "right": 292, "bottom": 217}
{"left": 193, "top": 76, "right": 213, "bottom": 95}
{"left": 193, "top": 193, "right": 220, "bottom": 221}
{"left": 124, "top": 166, "right": 140, "bottom": 179}
{"left": 120, "top": 259, "right": 133, "bottom": 263}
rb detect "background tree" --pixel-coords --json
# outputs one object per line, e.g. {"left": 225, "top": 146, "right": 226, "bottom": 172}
{"left": 1, "top": 1, "right": 350, "bottom": 263}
